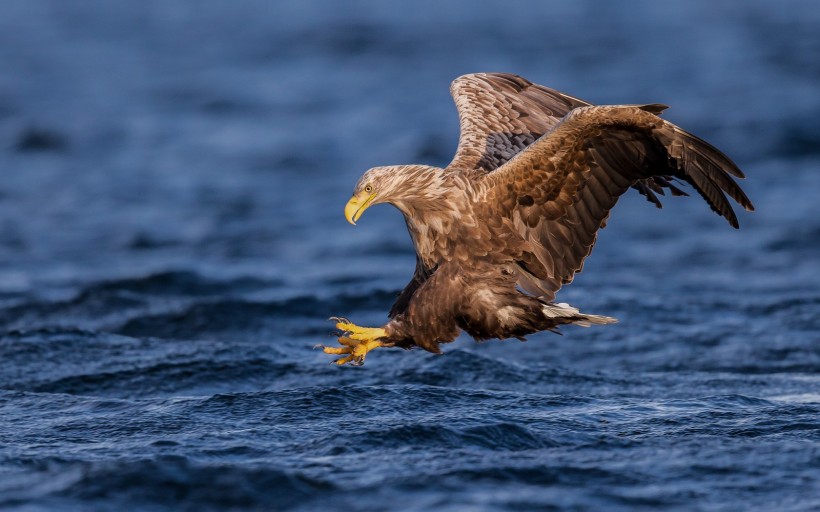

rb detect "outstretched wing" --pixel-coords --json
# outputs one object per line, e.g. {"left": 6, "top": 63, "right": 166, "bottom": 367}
{"left": 448, "top": 72, "right": 694, "bottom": 204}
{"left": 481, "top": 104, "right": 755, "bottom": 300}
{"left": 448, "top": 73, "right": 588, "bottom": 174}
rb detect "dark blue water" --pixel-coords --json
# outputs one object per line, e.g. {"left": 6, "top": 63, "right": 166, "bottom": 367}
{"left": 1, "top": 1, "right": 818, "bottom": 510}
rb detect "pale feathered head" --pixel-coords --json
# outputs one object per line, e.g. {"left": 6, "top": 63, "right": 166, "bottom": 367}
{"left": 344, "top": 165, "right": 445, "bottom": 224}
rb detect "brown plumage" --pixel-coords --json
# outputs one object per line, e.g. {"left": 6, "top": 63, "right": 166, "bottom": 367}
{"left": 330, "top": 72, "right": 754, "bottom": 363}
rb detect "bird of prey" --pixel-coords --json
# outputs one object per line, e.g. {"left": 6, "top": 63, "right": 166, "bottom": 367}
{"left": 322, "top": 72, "right": 753, "bottom": 366}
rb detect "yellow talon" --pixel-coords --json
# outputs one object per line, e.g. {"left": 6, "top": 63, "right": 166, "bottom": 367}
{"left": 336, "top": 336, "right": 358, "bottom": 347}
{"left": 321, "top": 346, "right": 350, "bottom": 355}
{"left": 333, "top": 355, "right": 356, "bottom": 366}
{"left": 321, "top": 319, "right": 389, "bottom": 366}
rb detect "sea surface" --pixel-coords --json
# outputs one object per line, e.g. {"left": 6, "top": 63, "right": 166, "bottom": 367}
{"left": 0, "top": 1, "right": 818, "bottom": 510}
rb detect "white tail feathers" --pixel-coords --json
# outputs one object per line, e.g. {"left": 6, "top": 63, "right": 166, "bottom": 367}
{"left": 542, "top": 302, "right": 618, "bottom": 327}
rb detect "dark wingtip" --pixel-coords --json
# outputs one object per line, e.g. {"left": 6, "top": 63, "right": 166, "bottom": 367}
{"left": 640, "top": 104, "right": 670, "bottom": 115}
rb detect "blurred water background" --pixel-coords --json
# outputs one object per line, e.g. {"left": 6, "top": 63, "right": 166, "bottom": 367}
{"left": 0, "top": 1, "right": 818, "bottom": 510}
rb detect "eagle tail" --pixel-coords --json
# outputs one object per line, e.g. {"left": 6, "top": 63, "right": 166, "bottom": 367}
{"left": 541, "top": 302, "right": 618, "bottom": 327}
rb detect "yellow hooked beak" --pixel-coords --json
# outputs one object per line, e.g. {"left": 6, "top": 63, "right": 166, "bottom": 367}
{"left": 344, "top": 191, "right": 377, "bottom": 225}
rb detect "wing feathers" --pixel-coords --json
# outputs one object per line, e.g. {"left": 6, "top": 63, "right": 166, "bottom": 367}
{"left": 677, "top": 148, "right": 739, "bottom": 227}
{"left": 449, "top": 73, "right": 590, "bottom": 173}
{"left": 665, "top": 126, "right": 754, "bottom": 228}
{"left": 480, "top": 104, "right": 753, "bottom": 298}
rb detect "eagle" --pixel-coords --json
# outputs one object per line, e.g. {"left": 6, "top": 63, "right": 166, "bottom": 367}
{"left": 322, "top": 72, "right": 754, "bottom": 366}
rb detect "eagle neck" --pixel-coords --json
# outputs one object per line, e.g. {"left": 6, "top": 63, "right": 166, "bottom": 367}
{"left": 393, "top": 175, "right": 469, "bottom": 268}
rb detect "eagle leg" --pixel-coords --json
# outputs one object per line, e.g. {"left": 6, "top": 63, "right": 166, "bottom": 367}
{"left": 320, "top": 319, "right": 389, "bottom": 366}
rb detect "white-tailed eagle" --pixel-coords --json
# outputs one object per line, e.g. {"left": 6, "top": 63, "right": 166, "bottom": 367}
{"left": 322, "top": 73, "right": 753, "bottom": 365}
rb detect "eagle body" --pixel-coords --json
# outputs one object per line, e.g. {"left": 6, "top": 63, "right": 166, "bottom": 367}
{"left": 326, "top": 73, "right": 754, "bottom": 365}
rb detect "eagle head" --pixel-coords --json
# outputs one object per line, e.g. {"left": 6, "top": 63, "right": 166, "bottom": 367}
{"left": 344, "top": 165, "right": 443, "bottom": 225}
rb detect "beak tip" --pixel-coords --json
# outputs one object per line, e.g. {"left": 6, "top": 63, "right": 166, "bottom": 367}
{"left": 344, "top": 192, "right": 374, "bottom": 226}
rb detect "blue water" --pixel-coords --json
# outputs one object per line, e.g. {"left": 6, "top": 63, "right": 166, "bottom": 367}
{"left": 1, "top": 1, "right": 818, "bottom": 510}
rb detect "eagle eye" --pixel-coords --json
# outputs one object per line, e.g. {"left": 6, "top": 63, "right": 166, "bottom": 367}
{"left": 364, "top": 185, "right": 374, "bottom": 193}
